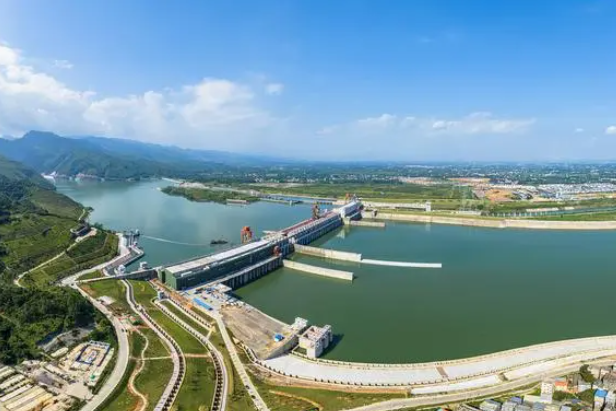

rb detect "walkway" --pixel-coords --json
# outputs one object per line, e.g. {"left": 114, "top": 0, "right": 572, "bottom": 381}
{"left": 260, "top": 336, "right": 616, "bottom": 388}
{"left": 124, "top": 280, "right": 185, "bottom": 411}
{"left": 342, "top": 359, "right": 616, "bottom": 411}
{"left": 213, "top": 312, "right": 271, "bottom": 411}
{"left": 72, "top": 284, "right": 130, "bottom": 411}
{"left": 155, "top": 297, "right": 227, "bottom": 411}
{"left": 128, "top": 328, "right": 149, "bottom": 411}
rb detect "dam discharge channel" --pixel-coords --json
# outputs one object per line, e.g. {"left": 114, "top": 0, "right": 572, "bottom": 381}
{"left": 57, "top": 180, "right": 616, "bottom": 364}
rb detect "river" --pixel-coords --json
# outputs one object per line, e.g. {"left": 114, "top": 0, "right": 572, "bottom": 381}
{"left": 57, "top": 180, "right": 616, "bottom": 363}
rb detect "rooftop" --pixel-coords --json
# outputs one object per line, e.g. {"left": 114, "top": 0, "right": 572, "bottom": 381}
{"left": 165, "top": 239, "right": 270, "bottom": 276}
{"left": 301, "top": 325, "right": 332, "bottom": 343}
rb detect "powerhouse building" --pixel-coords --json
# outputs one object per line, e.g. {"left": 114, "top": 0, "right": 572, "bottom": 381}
{"left": 158, "top": 201, "right": 362, "bottom": 290}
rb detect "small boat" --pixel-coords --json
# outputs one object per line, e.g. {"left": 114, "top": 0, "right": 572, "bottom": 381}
{"left": 210, "top": 239, "right": 228, "bottom": 245}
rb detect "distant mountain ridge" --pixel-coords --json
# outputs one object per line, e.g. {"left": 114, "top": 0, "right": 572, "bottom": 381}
{"left": 0, "top": 131, "right": 288, "bottom": 180}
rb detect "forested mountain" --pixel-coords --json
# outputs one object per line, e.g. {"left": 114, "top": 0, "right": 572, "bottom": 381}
{"left": 0, "top": 131, "right": 285, "bottom": 180}
{"left": 0, "top": 155, "right": 99, "bottom": 364}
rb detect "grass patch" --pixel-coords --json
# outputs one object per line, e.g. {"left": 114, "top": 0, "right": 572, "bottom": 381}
{"left": 130, "top": 281, "right": 207, "bottom": 354}
{"left": 175, "top": 357, "right": 217, "bottom": 411}
{"left": 134, "top": 358, "right": 174, "bottom": 411}
{"left": 140, "top": 327, "right": 170, "bottom": 359}
{"left": 29, "top": 189, "right": 83, "bottom": 220}
{"left": 79, "top": 270, "right": 104, "bottom": 281}
{"left": 99, "top": 332, "right": 141, "bottom": 411}
{"left": 162, "top": 186, "right": 259, "bottom": 204}
{"left": 247, "top": 182, "right": 473, "bottom": 201}
{"left": 253, "top": 377, "right": 403, "bottom": 411}
{"left": 160, "top": 300, "right": 206, "bottom": 333}
{"left": 148, "top": 310, "right": 205, "bottom": 354}
{"left": 0, "top": 214, "right": 75, "bottom": 274}
{"left": 81, "top": 280, "right": 130, "bottom": 315}
{"left": 99, "top": 359, "right": 139, "bottom": 411}
{"left": 23, "top": 231, "right": 118, "bottom": 287}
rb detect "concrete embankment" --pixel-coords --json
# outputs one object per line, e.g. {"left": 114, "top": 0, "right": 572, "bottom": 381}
{"left": 361, "top": 259, "right": 442, "bottom": 268}
{"left": 345, "top": 219, "right": 386, "bottom": 228}
{"left": 293, "top": 244, "right": 441, "bottom": 268}
{"left": 294, "top": 244, "right": 362, "bottom": 262}
{"left": 283, "top": 259, "right": 354, "bottom": 281}
{"left": 363, "top": 211, "right": 616, "bottom": 230}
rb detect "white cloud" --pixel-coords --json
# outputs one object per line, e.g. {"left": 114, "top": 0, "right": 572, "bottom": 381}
{"left": 606, "top": 125, "right": 616, "bottom": 135}
{"left": 574, "top": 127, "right": 584, "bottom": 133}
{"left": 322, "top": 111, "right": 535, "bottom": 137}
{"left": 265, "top": 82, "right": 284, "bottom": 95}
{"left": 356, "top": 113, "right": 397, "bottom": 128}
{"left": 0, "top": 43, "right": 276, "bottom": 148}
{"left": 426, "top": 112, "right": 535, "bottom": 134}
{"left": 53, "top": 59, "right": 73, "bottom": 69}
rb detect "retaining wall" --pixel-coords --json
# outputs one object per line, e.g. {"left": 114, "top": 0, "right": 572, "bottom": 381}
{"left": 363, "top": 212, "right": 616, "bottom": 230}
{"left": 282, "top": 260, "right": 354, "bottom": 281}
{"left": 347, "top": 220, "right": 386, "bottom": 228}
{"left": 293, "top": 244, "right": 362, "bottom": 262}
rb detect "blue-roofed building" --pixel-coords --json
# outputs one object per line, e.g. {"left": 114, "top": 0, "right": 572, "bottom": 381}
{"left": 596, "top": 389, "right": 608, "bottom": 398}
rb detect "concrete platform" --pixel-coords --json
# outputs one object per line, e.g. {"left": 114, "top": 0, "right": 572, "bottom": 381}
{"left": 283, "top": 259, "right": 354, "bottom": 281}
{"left": 221, "top": 304, "right": 295, "bottom": 360}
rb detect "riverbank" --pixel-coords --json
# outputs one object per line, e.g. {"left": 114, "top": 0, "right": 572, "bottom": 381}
{"left": 364, "top": 211, "right": 616, "bottom": 230}
{"left": 161, "top": 185, "right": 259, "bottom": 204}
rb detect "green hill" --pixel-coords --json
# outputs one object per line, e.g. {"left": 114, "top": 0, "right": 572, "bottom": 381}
{"left": 0, "top": 131, "right": 281, "bottom": 180}
{"left": 0, "top": 155, "right": 106, "bottom": 364}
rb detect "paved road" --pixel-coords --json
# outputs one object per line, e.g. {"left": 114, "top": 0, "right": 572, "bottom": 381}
{"left": 341, "top": 359, "right": 616, "bottom": 411}
{"left": 124, "top": 280, "right": 185, "bottom": 411}
{"left": 14, "top": 251, "right": 65, "bottom": 288}
{"left": 73, "top": 284, "right": 130, "bottom": 411}
{"left": 15, "top": 228, "right": 99, "bottom": 288}
{"left": 213, "top": 313, "right": 271, "bottom": 411}
{"left": 156, "top": 299, "right": 228, "bottom": 411}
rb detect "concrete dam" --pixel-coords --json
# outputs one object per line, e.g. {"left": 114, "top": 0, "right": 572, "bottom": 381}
{"left": 157, "top": 201, "right": 364, "bottom": 290}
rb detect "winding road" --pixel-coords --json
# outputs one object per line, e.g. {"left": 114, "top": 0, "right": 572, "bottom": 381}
{"left": 155, "top": 297, "right": 228, "bottom": 411}
{"left": 72, "top": 283, "right": 130, "bottom": 411}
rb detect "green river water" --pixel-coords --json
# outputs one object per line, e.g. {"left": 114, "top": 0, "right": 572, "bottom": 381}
{"left": 57, "top": 180, "right": 616, "bottom": 363}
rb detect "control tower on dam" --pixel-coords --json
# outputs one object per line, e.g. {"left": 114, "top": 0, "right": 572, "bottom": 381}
{"left": 157, "top": 200, "right": 362, "bottom": 290}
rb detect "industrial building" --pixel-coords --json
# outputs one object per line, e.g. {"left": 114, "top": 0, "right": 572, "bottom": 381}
{"left": 298, "top": 324, "right": 333, "bottom": 358}
{"left": 158, "top": 239, "right": 281, "bottom": 290}
{"left": 158, "top": 201, "right": 362, "bottom": 290}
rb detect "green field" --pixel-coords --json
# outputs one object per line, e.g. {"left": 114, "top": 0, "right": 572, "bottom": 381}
{"left": 160, "top": 300, "right": 207, "bottom": 334}
{"left": 140, "top": 327, "right": 170, "bottom": 358}
{"left": 175, "top": 357, "right": 217, "bottom": 411}
{"left": 29, "top": 189, "right": 83, "bottom": 220}
{"left": 252, "top": 372, "right": 402, "bottom": 411}
{"left": 248, "top": 182, "right": 474, "bottom": 201}
{"left": 99, "top": 333, "right": 143, "bottom": 411}
{"left": 130, "top": 281, "right": 207, "bottom": 354}
{"left": 0, "top": 214, "right": 75, "bottom": 275}
{"left": 162, "top": 185, "right": 259, "bottom": 204}
{"left": 82, "top": 280, "right": 131, "bottom": 315}
{"left": 79, "top": 270, "right": 104, "bottom": 281}
{"left": 23, "top": 231, "right": 118, "bottom": 287}
{"left": 134, "top": 358, "right": 174, "bottom": 411}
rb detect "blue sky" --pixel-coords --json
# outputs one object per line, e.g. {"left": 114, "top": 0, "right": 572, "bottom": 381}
{"left": 0, "top": 0, "right": 615, "bottom": 161}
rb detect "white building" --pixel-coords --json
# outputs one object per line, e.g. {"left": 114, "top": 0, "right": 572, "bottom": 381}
{"left": 291, "top": 317, "right": 309, "bottom": 333}
{"left": 541, "top": 380, "right": 554, "bottom": 403}
{"left": 298, "top": 325, "right": 333, "bottom": 358}
{"left": 479, "top": 400, "right": 502, "bottom": 411}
